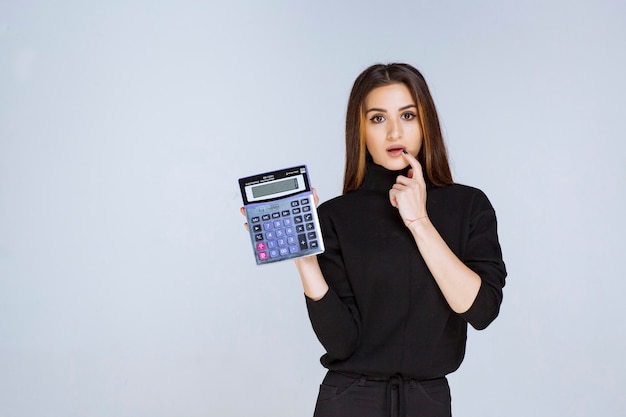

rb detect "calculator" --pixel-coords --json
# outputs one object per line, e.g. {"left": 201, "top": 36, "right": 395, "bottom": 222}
{"left": 239, "top": 165, "right": 325, "bottom": 265}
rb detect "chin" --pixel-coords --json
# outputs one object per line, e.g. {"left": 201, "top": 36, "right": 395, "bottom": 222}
{"left": 379, "top": 159, "right": 409, "bottom": 171}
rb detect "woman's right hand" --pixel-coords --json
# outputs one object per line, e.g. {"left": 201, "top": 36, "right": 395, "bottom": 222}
{"left": 240, "top": 188, "right": 327, "bottom": 299}
{"left": 310, "top": 187, "right": 320, "bottom": 207}
{"left": 239, "top": 206, "right": 249, "bottom": 232}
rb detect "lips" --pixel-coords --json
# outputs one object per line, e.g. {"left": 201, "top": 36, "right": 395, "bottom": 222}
{"left": 386, "top": 145, "right": 405, "bottom": 157}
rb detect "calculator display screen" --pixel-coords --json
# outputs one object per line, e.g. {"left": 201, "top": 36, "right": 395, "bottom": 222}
{"left": 252, "top": 178, "right": 299, "bottom": 198}
{"left": 243, "top": 173, "right": 307, "bottom": 203}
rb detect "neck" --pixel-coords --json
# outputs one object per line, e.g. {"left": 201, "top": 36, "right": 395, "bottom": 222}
{"left": 360, "top": 162, "right": 411, "bottom": 192}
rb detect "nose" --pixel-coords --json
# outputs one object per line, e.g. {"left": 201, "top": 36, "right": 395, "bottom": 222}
{"left": 387, "top": 118, "right": 402, "bottom": 140}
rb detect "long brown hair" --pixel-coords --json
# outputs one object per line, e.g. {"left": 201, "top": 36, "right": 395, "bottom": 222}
{"left": 343, "top": 63, "right": 453, "bottom": 193}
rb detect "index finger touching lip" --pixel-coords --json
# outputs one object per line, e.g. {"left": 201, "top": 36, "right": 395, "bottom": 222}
{"left": 401, "top": 149, "right": 421, "bottom": 172}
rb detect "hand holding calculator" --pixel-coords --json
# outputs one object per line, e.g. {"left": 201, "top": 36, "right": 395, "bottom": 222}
{"left": 239, "top": 165, "right": 325, "bottom": 265}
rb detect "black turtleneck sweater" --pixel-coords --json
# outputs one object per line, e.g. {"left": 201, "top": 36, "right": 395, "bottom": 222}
{"left": 306, "top": 163, "right": 506, "bottom": 380}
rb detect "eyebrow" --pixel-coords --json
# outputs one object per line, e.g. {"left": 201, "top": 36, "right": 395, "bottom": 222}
{"left": 365, "top": 104, "right": 417, "bottom": 114}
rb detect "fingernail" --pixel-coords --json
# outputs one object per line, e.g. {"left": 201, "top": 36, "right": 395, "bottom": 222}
{"left": 402, "top": 149, "right": 408, "bottom": 154}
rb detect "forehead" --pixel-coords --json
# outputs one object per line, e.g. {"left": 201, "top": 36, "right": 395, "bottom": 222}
{"left": 365, "top": 83, "right": 415, "bottom": 108}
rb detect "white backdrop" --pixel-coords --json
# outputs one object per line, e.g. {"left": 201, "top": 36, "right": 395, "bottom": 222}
{"left": 1, "top": 1, "right": 625, "bottom": 416}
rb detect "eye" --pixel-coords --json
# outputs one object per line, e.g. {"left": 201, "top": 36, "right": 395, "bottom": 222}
{"left": 401, "top": 112, "right": 416, "bottom": 120}
{"left": 370, "top": 115, "right": 385, "bottom": 123}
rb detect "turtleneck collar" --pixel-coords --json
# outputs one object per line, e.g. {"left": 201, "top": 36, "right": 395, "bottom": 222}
{"left": 359, "top": 161, "right": 436, "bottom": 192}
{"left": 360, "top": 162, "right": 411, "bottom": 192}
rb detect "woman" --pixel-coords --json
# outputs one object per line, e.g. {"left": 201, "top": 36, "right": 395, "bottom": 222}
{"left": 245, "top": 63, "right": 506, "bottom": 416}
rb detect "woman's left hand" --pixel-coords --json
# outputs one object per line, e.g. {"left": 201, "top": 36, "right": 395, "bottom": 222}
{"left": 389, "top": 151, "right": 428, "bottom": 227}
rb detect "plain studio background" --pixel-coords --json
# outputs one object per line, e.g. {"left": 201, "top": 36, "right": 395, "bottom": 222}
{"left": 1, "top": 1, "right": 625, "bottom": 416}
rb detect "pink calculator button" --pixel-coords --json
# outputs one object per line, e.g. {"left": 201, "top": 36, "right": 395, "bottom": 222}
{"left": 256, "top": 242, "right": 266, "bottom": 251}
{"left": 258, "top": 251, "right": 268, "bottom": 261}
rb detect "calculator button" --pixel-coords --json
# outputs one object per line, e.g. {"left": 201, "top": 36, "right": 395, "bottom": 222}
{"left": 307, "top": 231, "right": 317, "bottom": 240}
{"left": 262, "top": 214, "right": 270, "bottom": 221}
{"left": 266, "top": 231, "right": 275, "bottom": 240}
{"left": 287, "top": 236, "right": 297, "bottom": 245}
{"left": 273, "top": 220, "right": 282, "bottom": 228}
{"left": 277, "top": 238, "right": 287, "bottom": 247}
{"left": 306, "top": 222, "right": 315, "bottom": 231}
{"left": 275, "top": 229, "right": 285, "bottom": 239}
{"left": 269, "top": 249, "right": 279, "bottom": 258}
{"left": 281, "top": 210, "right": 290, "bottom": 216}
{"left": 283, "top": 218, "right": 292, "bottom": 227}
{"left": 256, "top": 242, "right": 267, "bottom": 251}
{"left": 279, "top": 247, "right": 289, "bottom": 256}
{"left": 291, "top": 200, "right": 300, "bottom": 207}
{"left": 251, "top": 216, "right": 260, "bottom": 223}
{"left": 304, "top": 213, "right": 313, "bottom": 222}
{"left": 310, "top": 240, "right": 319, "bottom": 249}
{"left": 296, "top": 225, "right": 305, "bottom": 233}
{"left": 253, "top": 224, "right": 262, "bottom": 232}
{"left": 285, "top": 227, "right": 295, "bottom": 236}
{"left": 263, "top": 222, "right": 273, "bottom": 231}
{"left": 301, "top": 198, "right": 309, "bottom": 205}
{"left": 294, "top": 215, "right": 303, "bottom": 224}
{"left": 258, "top": 251, "right": 269, "bottom": 261}
{"left": 292, "top": 208, "right": 301, "bottom": 214}
{"left": 272, "top": 212, "right": 280, "bottom": 219}
{"left": 289, "top": 245, "right": 299, "bottom": 254}
{"left": 255, "top": 233, "right": 264, "bottom": 241}
{"left": 302, "top": 205, "right": 311, "bottom": 213}
{"left": 298, "top": 234, "right": 308, "bottom": 250}
{"left": 267, "top": 240, "right": 277, "bottom": 249}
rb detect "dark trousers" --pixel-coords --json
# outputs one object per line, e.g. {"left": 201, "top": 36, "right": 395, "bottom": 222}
{"left": 313, "top": 371, "right": 452, "bottom": 417}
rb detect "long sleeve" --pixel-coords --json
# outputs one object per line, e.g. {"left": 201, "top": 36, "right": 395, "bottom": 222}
{"left": 305, "top": 205, "right": 361, "bottom": 360}
{"left": 458, "top": 190, "right": 507, "bottom": 330}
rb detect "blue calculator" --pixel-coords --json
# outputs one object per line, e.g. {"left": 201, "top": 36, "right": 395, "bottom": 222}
{"left": 239, "top": 165, "right": 325, "bottom": 265}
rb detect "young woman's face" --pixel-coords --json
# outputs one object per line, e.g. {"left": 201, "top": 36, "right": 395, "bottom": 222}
{"left": 363, "top": 83, "right": 423, "bottom": 171}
